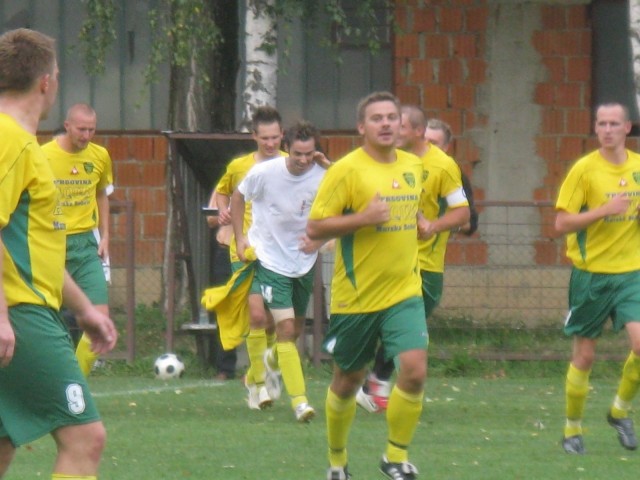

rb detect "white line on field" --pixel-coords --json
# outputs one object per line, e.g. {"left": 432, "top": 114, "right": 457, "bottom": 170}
{"left": 92, "top": 380, "right": 226, "bottom": 398}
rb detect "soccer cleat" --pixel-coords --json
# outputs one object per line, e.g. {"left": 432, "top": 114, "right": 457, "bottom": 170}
{"left": 257, "top": 385, "right": 273, "bottom": 410}
{"left": 561, "top": 435, "right": 585, "bottom": 454}
{"left": 244, "top": 378, "right": 261, "bottom": 411}
{"left": 263, "top": 347, "right": 282, "bottom": 400}
{"left": 367, "top": 373, "right": 391, "bottom": 411}
{"left": 379, "top": 455, "right": 418, "bottom": 480}
{"left": 326, "top": 465, "right": 351, "bottom": 480}
{"left": 607, "top": 412, "right": 638, "bottom": 450}
{"left": 356, "top": 386, "right": 380, "bottom": 413}
{"left": 295, "top": 402, "right": 315, "bottom": 423}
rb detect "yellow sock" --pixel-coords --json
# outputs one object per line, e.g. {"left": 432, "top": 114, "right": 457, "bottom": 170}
{"left": 75, "top": 333, "right": 98, "bottom": 377}
{"left": 266, "top": 330, "right": 276, "bottom": 348}
{"left": 276, "top": 341, "right": 307, "bottom": 408}
{"left": 246, "top": 329, "right": 267, "bottom": 385}
{"left": 611, "top": 351, "right": 640, "bottom": 419}
{"left": 326, "top": 387, "right": 356, "bottom": 468}
{"left": 52, "top": 475, "right": 97, "bottom": 479}
{"left": 385, "top": 385, "right": 423, "bottom": 463}
{"left": 565, "top": 363, "right": 590, "bottom": 437}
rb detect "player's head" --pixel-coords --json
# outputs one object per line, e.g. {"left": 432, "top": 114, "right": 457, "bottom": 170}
{"left": 397, "top": 104, "right": 427, "bottom": 151}
{"left": 356, "top": 91, "right": 401, "bottom": 150}
{"left": 284, "top": 120, "right": 320, "bottom": 176}
{"left": 63, "top": 103, "right": 97, "bottom": 152}
{"left": 251, "top": 105, "right": 283, "bottom": 160}
{"left": 425, "top": 118, "right": 453, "bottom": 152}
{"left": 594, "top": 102, "right": 631, "bottom": 151}
{"left": 0, "top": 28, "right": 58, "bottom": 119}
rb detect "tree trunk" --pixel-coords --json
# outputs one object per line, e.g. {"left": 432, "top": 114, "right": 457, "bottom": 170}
{"left": 240, "top": 0, "right": 278, "bottom": 131}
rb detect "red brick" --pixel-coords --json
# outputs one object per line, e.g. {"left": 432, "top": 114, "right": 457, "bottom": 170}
{"left": 450, "top": 84, "right": 475, "bottom": 109}
{"left": 534, "top": 83, "right": 555, "bottom": 106}
{"left": 536, "top": 137, "right": 558, "bottom": 162}
{"left": 143, "top": 214, "right": 167, "bottom": 239}
{"left": 555, "top": 84, "right": 582, "bottom": 107}
{"left": 465, "top": 241, "right": 488, "bottom": 265}
{"left": 326, "top": 137, "right": 357, "bottom": 160}
{"left": 130, "top": 187, "right": 167, "bottom": 214}
{"left": 455, "top": 137, "right": 479, "bottom": 163}
{"left": 465, "top": 6, "right": 488, "bottom": 32}
{"left": 534, "top": 240, "right": 559, "bottom": 265}
{"left": 424, "top": 34, "right": 450, "bottom": 58}
{"left": 440, "top": 7, "right": 464, "bottom": 32}
{"left": 559, "top": 137, "right": 584, "bottom": 162}
{"left": 437, "top": 111, "right": 463, "bottom": 137}
{"left": 567, "top": 57, "right": 591, "bottom": 82}
{"left": 567, "top": 5, "right": 589, "bottom": 29}
{"left": 566, "top": 109, "right": 591, "bottom": 134}
{"left": 540, "top": 6, "right": 566, "bottom": 29}
{"left": 394, "top": 5, "right": 409, "bottom": 32}
{"left": 453, "top": 34, "right": 477, "bottom": 57}
{"left": 541, "top": 109, "right": 565, "bottom": 135}
{"left": 445, "top": 242, "right": 463, "bottom": 265}
{"left": 141, "top": 162, "right": 166, "bottom": 187}
{"left": 533, "top": 187, "right": 552, "bottom": 202}
{"left": 115, "top": 162, "right": 142, "bottom": 187}
{"left": 135, "top": 240, "right": 164, "bottom": 265}
{"left": 439, "top": 58, "right": 464, "bottom": 83}
{"left": 395, "top": 84, "right": 422, "bottom": 105}
{"left": 131, "top": 137, "right": 155, "bottom": 161}
{"left": 153, "top": 136, "right": 168, "bottom": 162}
{"left": 105, "top": 137, "right": 131, "bottom": 161}
{"left": 395, "top": 33, "right": 420, "bottom": 58}
{"left": 423, "top": 84, "right": 449, "bottom": 110}
{"left": 412, "top": 7, "right": 436, "bottom": 32}
{"left": 409, "top": 59, "right": 434, "bottom": 84}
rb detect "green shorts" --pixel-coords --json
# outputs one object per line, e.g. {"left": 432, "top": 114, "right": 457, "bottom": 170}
{"left": 254, "top": 262, "right": 314, "bottom": 317}
{"left": 0, "top": 305, "right": 101, "bottom": 446}
{"left": 564, "top": 268, "right": 640, "bottom": 338}
{"left": 66, "top": 231, "right": 108, "bottom": 305}
{"left": 323, "top": 296, "right": 428, "bottom": 372}
{"left": 421, "top": 270, "right": 443, "bottom": 319}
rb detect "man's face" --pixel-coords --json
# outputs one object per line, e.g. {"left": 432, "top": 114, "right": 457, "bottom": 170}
{"left": 253, "top": 121, "right": 283, "bottom": 159}
{"left": 424, "top": 127, "right": 448, "bottom": 152}
{"left": 595, "top": 105, "right": 631, "bottom": 150}
{"left": 64, "top": 111, "right": 96, "bottom": 152}
{"left": 358, "top": 100, "right": 400, "bottom": 149}
{"left": 286, "top": 138, "right": 316, "bottom": 176}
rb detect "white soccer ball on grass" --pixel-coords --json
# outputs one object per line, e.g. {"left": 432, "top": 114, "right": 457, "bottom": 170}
{"left": 154, "top": 353, "right": 185, "bottom": 380}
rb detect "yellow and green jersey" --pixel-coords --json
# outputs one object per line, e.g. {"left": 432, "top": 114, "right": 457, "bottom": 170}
{"left": 309, "top": 147, "right": 423, "bottom": 314}
{"left": 215, "top": 150, "right": 286, "bottom": 262}
{"left": 42, "top": 139, "right": 113, "bottom": 235}
{"left": 556, "top": 149, "right": 640, "bottom": 273}
{"left": 0, "top": 114, "right": 65, "bottom": 309}
{"left": 419, "top": 145, "right": 468, "bottom": 273}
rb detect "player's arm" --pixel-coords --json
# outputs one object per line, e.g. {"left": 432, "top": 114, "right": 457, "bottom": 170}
{"left": 230, "top": 189, "right": 250, "bottom": 261}
{"left": 0, "top": 233, "right": 16, "bottom": 367}
{"left": 206, "top": 190, "right": 221, "bottom": 229}
{"left": 62, "top": 270, "right": 117, "bottom": 354}
{"left": 555, "top": 193, "right": 630, "bottom": 234}
{"left": 97, "top": 189, "right": 109, "bottom": 260}
{"left": 216, "top": 192, "right": 232, "bottom": 225}
{"left": 420, "top": 204, "right": 470, "bottom": 240}
{"left": 307, "top": 192, "right": 390, "bottom": 240}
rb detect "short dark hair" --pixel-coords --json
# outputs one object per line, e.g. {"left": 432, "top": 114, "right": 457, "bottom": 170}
{"left": 251, "top": 105, "right": 282, "bottom": 132}
{"left": 356, "top": 91, "right": 400, "bottom": 123}
{"left": 426, "top": 118, "right": 453, "bottom": 147}
{"left": 595, "top": 102, "right": 630, "bottom": 122}
{"left": 284, "top": 120, "right": 321, "bottom": 150}
{"left": 0, "top": 28, "right": 56, "bottom": 94}
{"left": 401, "top": 105, "right": 427, "bottom": 130}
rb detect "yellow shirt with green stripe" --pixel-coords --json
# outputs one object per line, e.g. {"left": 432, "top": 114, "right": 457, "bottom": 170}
{"left": 215, "top": 150, "right": 286, "bottom": 262}
{"left": 309, "top": 147, "right": 423, "bottom": 314}
{"left": 418, "top": 145, "right": 468, "bottom": 273}
{"left": 0, "top": 114, "right": 65, "bottom": 309}
{"left": 42, "top": 140, "right": 113, "bottom": 235}
{"left": 556, "top": 149, "right": 640, "bottom": 273}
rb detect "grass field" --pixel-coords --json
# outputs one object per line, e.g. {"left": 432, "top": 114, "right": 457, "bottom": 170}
{"left": 5, "top": 360, "right": 640, "bottom": 480}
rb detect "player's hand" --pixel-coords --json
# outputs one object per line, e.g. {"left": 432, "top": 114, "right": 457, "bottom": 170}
{"left": 313, "top": 151, "right": 332, "bottom": 170}
{"left": 75, "top": 306, "right": 118, "bottom": 355}
{"left": 97, "top": 238, "right": 109, "bottom": 260}
{"left": 417, "top": 216, "right": 435, "bottom": 240}
{"left": 606, "top": 193, "right": 631, "bottom": 216}
{"left": 0, "top": 312, "right": 15, "bottom": 367}
{"left": 362, "top": 193, "right": 390, "bottom": 226}
{"left": 236, "top": 236, "right": 251, "bottom": 262}
{"left": 218, "top": 208, "right": 232, "bottom": 226}
{"left": 299, "top": 234, "right": 325, "bottom": 254}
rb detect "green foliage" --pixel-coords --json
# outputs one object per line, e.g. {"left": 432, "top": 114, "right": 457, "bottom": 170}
{"left": 78, "top": 0, "right": 118, "bottom": 76}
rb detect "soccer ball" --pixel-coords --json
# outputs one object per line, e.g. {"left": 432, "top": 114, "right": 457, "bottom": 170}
{"left": 154, "top": 353, "right": 185, "bottom": 380}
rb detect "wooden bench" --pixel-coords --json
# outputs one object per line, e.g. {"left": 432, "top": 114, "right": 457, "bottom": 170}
{"left": 178, "top": 323, "right": 219, "bottom": 367}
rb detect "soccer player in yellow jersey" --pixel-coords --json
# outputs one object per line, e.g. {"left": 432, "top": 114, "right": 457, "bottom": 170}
{"left": 42, "top": 103, "right": 114, "bottom": 377}
{"left": 307, "top": 92, "right": 428, "bottom": 480}
{"left": 357, "top": 105, "right": 470, "bottom": 414}
{"left": 557, "top": 102, "right": 640, "bottom": 454}
{"left": 0, "top": 28, "right": 117, "bottom": 480}
{"left": 213, "top": 106, "right": 286, "bottom": 410}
